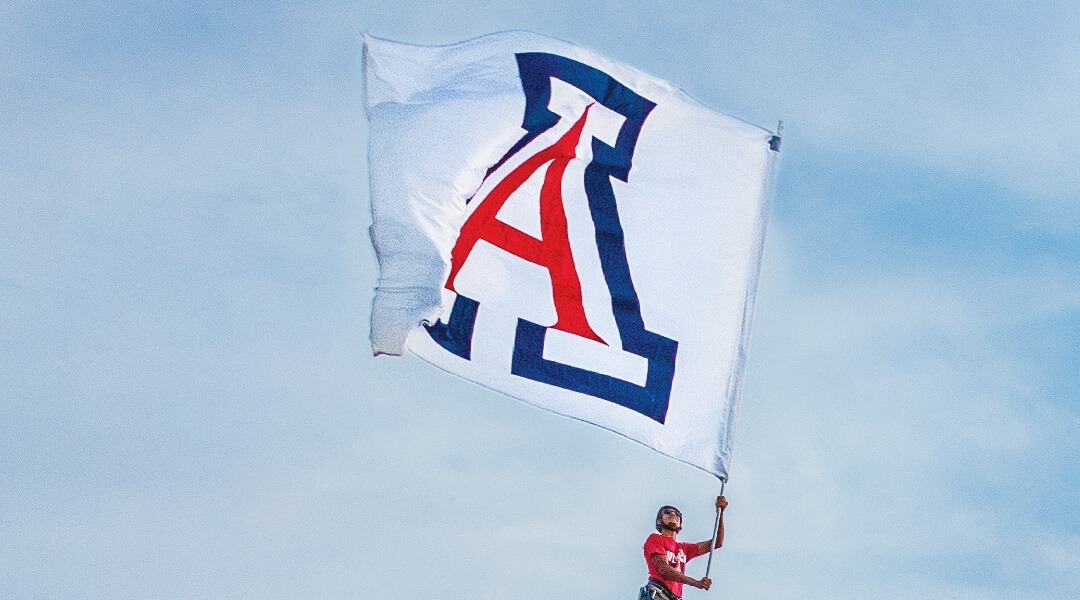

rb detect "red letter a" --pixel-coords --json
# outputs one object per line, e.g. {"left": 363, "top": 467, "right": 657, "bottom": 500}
{"left": 445, "top": 106, "right": 605, "bottom": 345}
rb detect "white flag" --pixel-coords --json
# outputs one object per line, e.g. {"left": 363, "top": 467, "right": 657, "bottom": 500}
{"left": 364, "top": 31, "right": 778, "bottom": 480}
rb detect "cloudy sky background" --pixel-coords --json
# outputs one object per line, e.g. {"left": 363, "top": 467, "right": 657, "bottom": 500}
{"left": 3, "top": 1, "right": 1078, "bottom": 599}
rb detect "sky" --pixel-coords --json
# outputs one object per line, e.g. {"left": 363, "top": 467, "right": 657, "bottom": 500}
{"left": 2, "top": 1, "right": 1078, "bottom": 599}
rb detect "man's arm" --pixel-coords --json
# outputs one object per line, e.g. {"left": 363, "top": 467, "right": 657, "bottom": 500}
{"left": 649, "top": 554, "right": 712, "bottom": 591}
{"left": 695, "top": 495, "right": 728, "bottom": 554}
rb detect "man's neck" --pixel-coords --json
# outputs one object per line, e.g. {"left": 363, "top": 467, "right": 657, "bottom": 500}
{"left": 660, "top": 529, "right": 677, "bottom": 539}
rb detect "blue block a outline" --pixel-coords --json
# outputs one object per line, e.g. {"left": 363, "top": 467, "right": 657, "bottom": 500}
{"left": 425, "top": 52, "right": 679, "bottom": 423}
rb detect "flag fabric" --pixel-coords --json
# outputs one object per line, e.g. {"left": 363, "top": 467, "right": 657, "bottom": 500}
{"left": 363, "top": 31, "right": 779, "bottom": 480}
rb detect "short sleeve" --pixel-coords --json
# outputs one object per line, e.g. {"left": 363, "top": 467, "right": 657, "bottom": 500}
{"left": 680, "top": 540, "right": 706, "bottom": 560}
{"left": 643, "top": 533, "right": 666, "bottom": 559}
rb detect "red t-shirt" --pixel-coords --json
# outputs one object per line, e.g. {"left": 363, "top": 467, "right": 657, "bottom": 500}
{"left": 643, "top": 533, "right": 705, "bottom": 598}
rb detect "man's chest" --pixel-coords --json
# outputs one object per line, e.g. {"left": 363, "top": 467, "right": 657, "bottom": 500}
{"left": 664, "top": 547, "right": 688, "bottom": 571}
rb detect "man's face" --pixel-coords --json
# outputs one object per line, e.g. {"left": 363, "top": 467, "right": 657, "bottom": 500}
{"left": 660, "top": 508, "right": 682, "bottom": 532}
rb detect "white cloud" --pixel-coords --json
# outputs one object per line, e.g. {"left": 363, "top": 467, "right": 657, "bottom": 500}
{"left": 671, "top": 3, "right": 1080, "bottom": 203}
{"left": 721, "top": 224, "right": 1080, "bottom": 597}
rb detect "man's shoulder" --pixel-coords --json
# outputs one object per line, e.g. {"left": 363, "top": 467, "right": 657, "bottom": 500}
{"left": 643, "top": 532, "right": 671, "bottom": 550}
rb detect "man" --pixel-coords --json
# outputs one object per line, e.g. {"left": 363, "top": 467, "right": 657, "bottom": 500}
{"left": 641, "top": 496, "right": 728, "bottom": 600}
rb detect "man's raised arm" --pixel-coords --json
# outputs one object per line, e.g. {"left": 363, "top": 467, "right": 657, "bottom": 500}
{"left": 695, "top": 495, "right": 728, "bottom": 554}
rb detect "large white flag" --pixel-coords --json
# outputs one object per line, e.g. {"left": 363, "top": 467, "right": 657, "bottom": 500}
{"left": 364, "top": 31, "right": 778, "bottom": 480}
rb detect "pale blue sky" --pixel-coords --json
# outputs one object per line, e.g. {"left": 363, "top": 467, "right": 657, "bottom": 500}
{"left": 2, "top": 2, "right": 1078, "bottom": 599}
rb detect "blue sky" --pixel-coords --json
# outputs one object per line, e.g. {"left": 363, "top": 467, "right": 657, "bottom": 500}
{"left": 2, "top": 1, "right": 1078, "bottom": 599}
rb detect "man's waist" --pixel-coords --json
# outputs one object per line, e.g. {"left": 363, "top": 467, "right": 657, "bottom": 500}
{"left": 645, "top": 578, "right": 680, "bottom": 600}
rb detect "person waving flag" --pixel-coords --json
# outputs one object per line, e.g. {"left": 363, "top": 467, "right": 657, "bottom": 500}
{"left": 642, "top": 496, "right": 728, "bottom": 600}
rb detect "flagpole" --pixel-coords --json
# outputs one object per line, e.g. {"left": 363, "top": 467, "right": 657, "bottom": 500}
{"left": 704, "top": 480, "right": 725, "bottom": 579}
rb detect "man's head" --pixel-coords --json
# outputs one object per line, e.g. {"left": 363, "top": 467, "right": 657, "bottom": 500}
{"left": 655, "top": 505, "right": 682, "bottom": 533}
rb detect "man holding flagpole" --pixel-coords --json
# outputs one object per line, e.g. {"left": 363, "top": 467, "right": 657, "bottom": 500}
{"left": 641, "top": 496, "right": 728, "bottom": 600}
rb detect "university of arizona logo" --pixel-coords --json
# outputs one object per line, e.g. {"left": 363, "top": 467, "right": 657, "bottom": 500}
{"left": 426, "top": 52, "right": 679, "bottom": 423}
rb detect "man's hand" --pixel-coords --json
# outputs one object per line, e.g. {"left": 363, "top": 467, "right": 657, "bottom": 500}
{"left": 693, "top": 577, "right": 712, "bottom": 590}
{"left": 716, "top": 495, "right": 728, "bottom": 512}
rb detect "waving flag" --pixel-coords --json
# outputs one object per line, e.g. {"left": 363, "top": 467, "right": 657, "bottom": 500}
{"left": 363, "top": 31, "right": 779, "bottom": 480}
